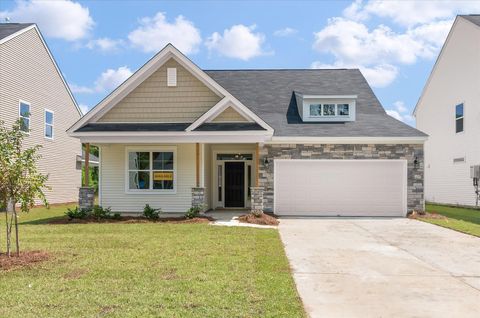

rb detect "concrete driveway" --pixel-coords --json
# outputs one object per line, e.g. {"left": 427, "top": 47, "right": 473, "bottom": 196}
{"left": 279, "top": 218, "right": 480, "bottom": 318}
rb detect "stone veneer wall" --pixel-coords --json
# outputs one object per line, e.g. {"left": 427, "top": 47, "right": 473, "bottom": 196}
{"left": 191, "top": 187, "right": 206, "bottom": 211}
{"left": 258, "top": 144, "right": 424, "bottom": 214}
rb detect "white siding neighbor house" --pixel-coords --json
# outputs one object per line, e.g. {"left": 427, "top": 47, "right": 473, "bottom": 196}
{"left": 415, "top": 15, "right": 480, "bottom": 207}
{"left": 0, "top": 23, "right": 82, "bottom": 204}
{"left": 69, "top": 44, "right": 427, "bottom": 217}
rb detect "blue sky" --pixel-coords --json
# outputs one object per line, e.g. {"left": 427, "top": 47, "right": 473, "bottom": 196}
{"left": 2, "top": 0, "right": 479, "bottom": 125}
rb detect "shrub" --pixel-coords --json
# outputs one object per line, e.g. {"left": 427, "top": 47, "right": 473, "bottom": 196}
{"left": 143, "top": 204, "right": 161, "bottom": 220}
{"left": 91, "top": 205, "right": 113, "bottom": 220}
{"left": 251, "top": 209, "right": 264, "bottom": 217}
{"left": 65, "top": 207, "right": 89, "bottom": 220}
{"left": 185, "top": 205, "right": 203, "bottom": 219}
{"left": 112, "top": 212, "right": 122, "bottom": 220}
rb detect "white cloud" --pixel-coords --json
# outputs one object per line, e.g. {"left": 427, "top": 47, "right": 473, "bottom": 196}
{"left": 94, "top": 66, "right": 133, "bottom": 92}
{"left": 386, "top": 109, "right": 403, "bottom": 121}
{"left": 78, "top": 104, "right": 90, "bottom": 115}
{"left": 70, "top": 66, "right": 133, "bottom": 95}
{"left": 313, "top": 18, "right": 440, "bottom": 66}
{"left": 393, "top": 100, "right": 407, "bottom": 113}
{"left": 311, "top": 61, "right": 398, "bottom": 87}
{"left": 0, "top": 0, "right": 94, "bottom": 41}
{"left": 386, "top": 101, "right": 414, "bottom": 123}
{"left": 274, "top": 27, "right": 297, "bottom": 37}
{"left": 311, "top": 13, "right": 453, "bottom": 88}
{"left": 344, "top": 0, "right": 480, "bottom": 27}
{"left": 70, "top": 83, "right": 94, "bottom": 94}
{"left": 86, "top": 38, "right": 124, "bottom": 52}
{"left": 206, "top": 24, "right": 270, "bottom": 60}
{"left": 128, "top": 12, "right": 201, "bottom": 54}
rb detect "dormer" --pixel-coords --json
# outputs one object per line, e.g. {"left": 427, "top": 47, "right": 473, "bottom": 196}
{"left": 297, "top": 93, "right": 357, "bottom": 122}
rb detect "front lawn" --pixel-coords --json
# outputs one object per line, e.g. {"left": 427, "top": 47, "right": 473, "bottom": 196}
{"left": 0, "top": 204, "right": 305, "bottom": 317}
{"left": 421, "top": 203, "right": 480, "bottom": 237}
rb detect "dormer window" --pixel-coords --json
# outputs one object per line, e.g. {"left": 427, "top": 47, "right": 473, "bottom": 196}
{"left": 299, "top": 95, "right": 356, "bottom": 122}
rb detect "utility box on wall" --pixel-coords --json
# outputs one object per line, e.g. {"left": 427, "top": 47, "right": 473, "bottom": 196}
{"left": 470, "top": 165, "right": 480, "bottom": 179}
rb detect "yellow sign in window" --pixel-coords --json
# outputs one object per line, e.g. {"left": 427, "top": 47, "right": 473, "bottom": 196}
{"left": 153, "top": 171, "right": 173, "bottom": 181}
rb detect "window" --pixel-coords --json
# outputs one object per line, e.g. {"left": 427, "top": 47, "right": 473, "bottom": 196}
{"left": 127, "top": 150, "right": 175, "bottom": 191}
{"left": 309, "top": 104, "right": 321, "bottom": 116}
{"left": 216, "top": 153, "right": 253, "bottom": 160}
{"left": 44, "top": 110, "right": 54, "bottom": 139}
{"left": 19, "top": 101, "right": 30, "bottom": 132}
{"left": 308, "top": 103, "right": 350, "bottom": 117}
{"left": 338, "top": 104, "right": 350, "bottom": 116}
{"left": 323, "top": 104, "right": 336, "bottom": 116}
{"left": 455, "top": 103, "right": 464, "bottom": 133}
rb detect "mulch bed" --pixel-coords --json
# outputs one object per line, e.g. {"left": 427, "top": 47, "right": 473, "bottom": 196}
{"left": 0, "top": 250, "right": 51, "bottom": 271}
{"left": 48, "top": 216, "right": 214, "bottom": 224}
{"left": 409, "top": 211, "right": 448, "bottom": 220}
{"left": 237, "top": 213, "right": 279, "bottom": 226}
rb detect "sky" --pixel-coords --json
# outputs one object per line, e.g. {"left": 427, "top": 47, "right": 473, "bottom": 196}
{"left": 1, "top": 0, "right": 480, "bottom": 126}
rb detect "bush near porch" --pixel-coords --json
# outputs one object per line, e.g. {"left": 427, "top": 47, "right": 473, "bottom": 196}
{"left": 0, "top": 203, "right": 305, "bottom": 317}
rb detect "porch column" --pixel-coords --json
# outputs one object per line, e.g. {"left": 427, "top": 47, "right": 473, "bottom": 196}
{"left": 192, "top": 143, "right": 206, "bottom": 211}
{"left": 84, "top": 143, "right": 90, "bottom": 187}
{"left": 79, "top": 143, "right": 94, "bottom": 210}
{"left": 195, "top": 143, "right": 200, "bottom": 187}
{"left": 255, "top": 142, "right": 260, "bottom": 187}
{"left": 251, "top": 143, "right": 264, "bottom": 212}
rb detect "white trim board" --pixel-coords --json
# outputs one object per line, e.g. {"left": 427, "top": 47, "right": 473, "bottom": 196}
{"left": 67, "top": 43, "right": 274, "bottom": 133}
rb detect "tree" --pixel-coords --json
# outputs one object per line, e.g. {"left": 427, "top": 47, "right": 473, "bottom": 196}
{"left": 0, "top": 120, "right": 49, "bottom": 256}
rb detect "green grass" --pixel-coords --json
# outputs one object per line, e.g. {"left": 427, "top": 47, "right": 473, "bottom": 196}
{"left": 0, "top": 204, "right": 305, "bottom": 318}
{"left": 421, "top": 203, "right": 480, "bottom": 237}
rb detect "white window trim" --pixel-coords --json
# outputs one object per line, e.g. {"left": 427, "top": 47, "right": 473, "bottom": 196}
{"left": 18, "top": 100, "right": 31, "bottom": 134}
{"left": 44, "top": 109, "right": 54, "bottom": 140}
{"left": 167, "top": 67, "right": 177, "bottom": 87}
{"left": 124, "top": 146, "right": 177, "bottom": 194}
{"left": 455, "top": 103, "right": 465, "bottom": 134}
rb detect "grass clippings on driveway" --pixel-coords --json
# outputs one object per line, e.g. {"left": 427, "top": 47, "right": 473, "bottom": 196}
{"left": 0, "top": 204, "right": 305, "bottom": 317}
{"left": 420, "top": 203, "right": 480, "bottom": 237}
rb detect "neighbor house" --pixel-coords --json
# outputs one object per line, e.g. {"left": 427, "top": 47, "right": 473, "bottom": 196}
{"left": 68, "top": 44, "right": 426, "bottom": 217}
{"left": 0, "top": 23, "right": 82, "bottom": 204}
{"left": 415, "top": 15, "right": 480, "bottom": 207}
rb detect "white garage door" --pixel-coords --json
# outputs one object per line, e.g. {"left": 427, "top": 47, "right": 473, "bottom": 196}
{"left": 274, "top": 160, "right": 407, "bottom": 217}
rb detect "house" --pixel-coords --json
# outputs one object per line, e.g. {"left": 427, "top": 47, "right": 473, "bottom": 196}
{"left": 0, "top": 23, "right": 82, "bottom": 204}
{"left": 415, "top": 15, "right": 480, "bottom": 207}
{"left": 68, "top": 44, "right": 426, "bottom": 217}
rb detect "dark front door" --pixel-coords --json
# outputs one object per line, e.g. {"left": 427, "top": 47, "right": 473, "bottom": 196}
{"left": 225, "top": 162, "right": 245, "bottom": 207}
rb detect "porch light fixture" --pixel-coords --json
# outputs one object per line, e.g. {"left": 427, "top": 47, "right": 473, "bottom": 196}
{"left": 413, "top": 156, "right": 419, "bottom": 169}
{"left": 263, "top": 157, "right": 270, "bottom": 167}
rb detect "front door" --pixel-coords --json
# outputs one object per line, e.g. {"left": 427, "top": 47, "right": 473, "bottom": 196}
{"left": 225, "top": 162, "right": 245, "bottom": 207}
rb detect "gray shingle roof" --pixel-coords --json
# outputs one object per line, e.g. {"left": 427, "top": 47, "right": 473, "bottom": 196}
{"left": 460, "top": 15, "right": 480, "bottom": 27}
{"left": 205, "top": 69, "right": 426, "bottom": 137}
{"left": 0, "top": 23, "right": 34, "bottom": 41}
{"left": 76, "top": 123, "right": 190, "bottom": 132}
{"left": 194, "top": 123, "right": 265, "bottom": 131}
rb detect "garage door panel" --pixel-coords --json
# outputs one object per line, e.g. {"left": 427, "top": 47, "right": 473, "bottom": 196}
{"left": 274, "top": 160, "right": 406, "bottom": 216}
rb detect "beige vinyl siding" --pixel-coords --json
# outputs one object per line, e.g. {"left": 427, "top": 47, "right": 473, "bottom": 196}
{"left": 99, "top": 144, "right": 196, "bottom": 213}
{"left": 0, "top": 27, "right": 81, "bottom": 204}
{"left": 98, "top": 58, "right": 222, "bottom": 123}
{"left": 211, "top": 106, "right": 249, "bottom": 122}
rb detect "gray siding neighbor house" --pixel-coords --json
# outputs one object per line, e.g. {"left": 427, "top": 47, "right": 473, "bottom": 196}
{"left": 69, "top": 44, "right": 426, "bottom": 217}
{"left": 0, "top": 23, "right": 82, "bottom": 204}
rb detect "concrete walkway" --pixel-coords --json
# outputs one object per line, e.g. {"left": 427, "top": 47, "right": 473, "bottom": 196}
{"left": 279, "top": 218, "right": 480, "bottom": 318}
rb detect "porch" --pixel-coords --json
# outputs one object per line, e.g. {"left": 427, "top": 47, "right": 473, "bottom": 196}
{"left": 81, "top": 142, "right": 265, "bottom": 214}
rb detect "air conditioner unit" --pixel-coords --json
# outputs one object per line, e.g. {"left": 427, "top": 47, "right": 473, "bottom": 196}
{"left": 470, "top": 165, "right": 480, "bottom": 179}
